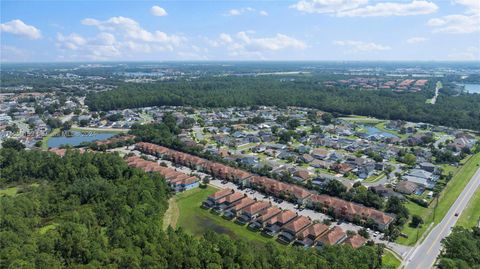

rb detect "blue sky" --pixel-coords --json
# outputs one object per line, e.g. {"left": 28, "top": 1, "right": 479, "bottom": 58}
{"left": 1, "top": 0, "right": 479, "bottom": 62}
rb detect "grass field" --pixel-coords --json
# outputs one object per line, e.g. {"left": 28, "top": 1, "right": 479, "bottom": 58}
{"left": 382, "top": 250, "right": 401, "bottom": 269}
{"left": 41, "top": 128, "right": 60, "bottom": 149}
{"left": 456, "top": 187, "right": 480, "bottom": 228}
{"left": 396, "top": 153, "right": 480, "bottom": 245}
{"left": 364, "top": 173, "right": 386, "bottom": 183}
{"left": 339, "top": 115, "right": 383, "bottom": 124}
{"left": 173, "top": 186, "right": 279, "bottom": 245}
{"left": 70, "top": 127, "right": 126, "bottom": 133}
{"left": 0, "top": 186, "right": 19, "bottom": 197}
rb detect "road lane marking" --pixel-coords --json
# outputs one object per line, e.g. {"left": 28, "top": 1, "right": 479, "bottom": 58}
{"left": 414, "top": 170, "right": 480, "bottom": 269}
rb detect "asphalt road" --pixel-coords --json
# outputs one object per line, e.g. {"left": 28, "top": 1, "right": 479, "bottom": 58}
{"left": 404, "top": 166, "right": 480, "bottom": 269}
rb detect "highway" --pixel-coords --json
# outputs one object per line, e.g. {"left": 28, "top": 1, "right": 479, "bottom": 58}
{"left": 404, "top": 166, "right": 480, "bottom": 269}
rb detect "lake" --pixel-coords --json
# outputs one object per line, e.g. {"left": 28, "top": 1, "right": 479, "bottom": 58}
{"left": 363, "top": 126, "right": 398, "bottom": 138}
{"left": 456, "top": 83, "right": 480, "bottom": 94}
{"left": 48, "top": 131, "right": 115, "bottom": 148}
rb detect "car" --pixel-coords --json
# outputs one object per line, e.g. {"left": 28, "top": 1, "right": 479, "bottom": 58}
{"left": 221, "top": 180, "right": 228, "bottom": 184}
{"left": 454, "top": 213, "right": 459, "bottom": 217}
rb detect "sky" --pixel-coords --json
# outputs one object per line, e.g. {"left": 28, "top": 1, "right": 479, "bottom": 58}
{"left": 1, "top": 0, "right": 479, "bottom": 62}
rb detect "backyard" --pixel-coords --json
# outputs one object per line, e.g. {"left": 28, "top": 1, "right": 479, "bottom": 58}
{"left": 165, "top": 186, "right": 279, "bottom": 246}
{"left": 396, "top": 152, "right": 480, "bottom": 245}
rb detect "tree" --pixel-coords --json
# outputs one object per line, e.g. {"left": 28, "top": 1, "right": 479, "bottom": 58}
{"left": 5, "top": 124, "right": 20, "bottom": 133}
{"left": 321, "top": 112, "right": 334, "bottom": 124}
{"left": 286, "top": 119, "right": 300, "bottom": 130}
{"left": 358, "top": 228, "right": 370, "bottom": 239}
{"left": 386, "top": 196, "right": 409, "bottom": 223}
{"left": 2, "top": 139, "right": 25, "bottom": 151}
{"left": 410, "top": 215, "right": 423, "bottom": 228}
{"left": 403, "top": 153, "right": 417, "bottom": 166}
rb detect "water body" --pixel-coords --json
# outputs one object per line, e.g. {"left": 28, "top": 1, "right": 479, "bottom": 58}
{"left": 456, "top": 83, "right": 480, "bottom": 94}
{"left": 363, "top": 126, "right": 398, "bottom": 138}
{"left": 48, "top": 131, "right": 114, "bottom": 148}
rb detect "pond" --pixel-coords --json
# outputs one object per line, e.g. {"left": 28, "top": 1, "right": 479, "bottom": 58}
{"left": 47, "top": 131, "right": 115, "bottom": 148}
{"left": 363, "top": 126, "right": 398, "bottom": 138}
{"left": 455, "top": 83, "right": 480, "bottom": 94}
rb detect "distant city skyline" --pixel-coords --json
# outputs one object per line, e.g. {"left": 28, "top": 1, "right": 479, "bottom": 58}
{"left": 1, "top": 0, "right": 479, "bottom": 62}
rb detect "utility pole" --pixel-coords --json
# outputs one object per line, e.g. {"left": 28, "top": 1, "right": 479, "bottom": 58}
{"left": 433, "top": 195, "right": 439, "bottom": 221}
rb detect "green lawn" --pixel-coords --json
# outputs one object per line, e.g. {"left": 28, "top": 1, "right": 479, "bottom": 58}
{"left": 364, "top": 173, "right": 386, "bottom": 183}
{"left": 382, "top": 250, "right": 401, "bottom": 269}
{"left": 175, "top": 186, "right": 280, "bottom": 246}
{"left": 41, "top": 128, "right": 60, "bottom": 149}
{"left": 70, "top": 127, "right": 126, "bottom": 134}
{"left": 339, "top": 116, "right": 383, "bottom": 124}
{"left": 397, "top": 153, "right": 480, "bottom": 245}
{"left": 0, "top": 186, "right": 19, "bottom": 197}
{"left": 456, "top": 187, "right": 480, "bottom": 228}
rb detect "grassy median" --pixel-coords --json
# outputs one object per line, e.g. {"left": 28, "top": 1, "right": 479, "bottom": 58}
{"left": 456, "top": 187, "right": 480, "bottom": 228}
{"left": 397, "top": 153, "right": 480, "bottom": 245}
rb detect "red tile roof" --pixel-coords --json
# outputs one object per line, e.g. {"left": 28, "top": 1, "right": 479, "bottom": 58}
{"left": 298, "top": 223, "right": 329, "bottom": 240}
{"left": 318, "top": 226, "right": 346, "bottom": 246}
{"left": 343, "top": 234, "right": 367, "bottom": 249}
{"left": 267, "top": 210, "right": 296, "bottom": 225}
{"left": 210, "top": 188, "right": 234, "bottom": 200}
{"left": 241, "top": 201, "right": 271, "bottom": 215}
{"left": 281, "top": 215, "right": 311, "bottom": 233}
{"left": 133, "top": 142, "right": 394, "bottom": 227}
{"left": 256, "top": 207, "right": 282, "bottom": 222}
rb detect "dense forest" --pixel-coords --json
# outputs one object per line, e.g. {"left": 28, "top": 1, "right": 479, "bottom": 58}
{"left": 85, "top": 77, "right": 480, "bottom": 130}
{"left": 438, "top": 227, "right": 480, "bottom": 269}
{"left": 0, "top": 146, "right": 387, "bottom": 268}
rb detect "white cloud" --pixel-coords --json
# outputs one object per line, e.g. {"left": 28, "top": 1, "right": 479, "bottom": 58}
{"left": 57, "top": 16, "right": 188, "bottom": 60}
{"left": 427, "top": 0, "right": 480, "bottom": 34}
{"left": 151, "top": 5, "right": 168, "bottom": 16}
{"left": 406, "top": 37, "right": 428, "bottom": 44}
{"left": 208, "top": 31, "right": 306, "bottom": 58}
{"left": 81, "top": 16, "right": 185, "bottom": 45}
{"left": 334, "top": 40, "right": 391, "bottom": 51}
{"left": 0, "top": 19, "right": 41, "bottom": 39}
{"left": 291, "top": 0, "right": 367, "bottom": 14}
{"left": 219, "top": 33, "right": 233, "bottom": 43}
{"left": 337, "top": 1, "right": 438, "bottom": 17}
{"left": 225, "top": 7, "right": 268, "bottom": 16}
{"left": 290, "top": 0, "right": 438, "bottom": 17}
{"left": 454, "top": 0, "right": 480, "bottom": 14}
{"left": 227, "top": 7, "right": 255, "bottom": 16}
{"left": 56, "top": 33, "right": 87, "bottom": 50}
{"left": 428, "top": 14, "right": 479, "bottom": 34}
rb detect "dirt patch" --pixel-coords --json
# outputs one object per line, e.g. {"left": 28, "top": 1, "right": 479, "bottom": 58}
{"left": 163, "top": 198, "right": 179, "bottom": 230}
